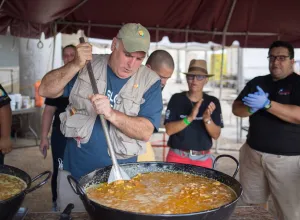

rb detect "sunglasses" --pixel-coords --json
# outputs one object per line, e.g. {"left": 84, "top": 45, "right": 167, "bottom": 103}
{"left": 186, "top": 75, "right": 207, "bottom": 81}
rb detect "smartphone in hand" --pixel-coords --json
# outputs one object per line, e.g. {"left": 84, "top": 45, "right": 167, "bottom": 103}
{"left": 40, "top": 146, "right": 47, "bottom": 159}
{"left": 42, "top": 147, "right": 47, "bottom": 159}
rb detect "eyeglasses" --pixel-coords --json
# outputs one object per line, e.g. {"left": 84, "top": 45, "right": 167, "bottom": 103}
{"left": 186, "top": 75, "right": 207, "bottom": 81}
{"left": 267, "top": 55, "right": 290, "bottom": 62}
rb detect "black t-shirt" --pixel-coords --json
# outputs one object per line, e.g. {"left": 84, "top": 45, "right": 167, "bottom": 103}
{"left": 0, "top": 84, "right": 11, "bottom": 108}
{"left": 45, "top": 97, "right": 69, "bottom": 128}
{"left": 236, "top": 73, "right": 300, "bottom": 155}
{"left": 164, "top": 92, "right": 224, "bottom": 151}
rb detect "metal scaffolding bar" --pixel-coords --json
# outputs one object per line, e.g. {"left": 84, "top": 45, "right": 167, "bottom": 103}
{"left": 55, "top": 21, "right": 279, "bottom": 37}
{"left": 0, "top": 0, "right": 6, "bottom": 10}
{"left": 216, "top": 0, "right": 237, "bottom": 154}
{"left": 59, "top": 0, "right": 89, "bottom": 20}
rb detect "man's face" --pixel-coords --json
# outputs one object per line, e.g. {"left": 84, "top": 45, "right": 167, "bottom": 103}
{"left": 268, "top": 47, "right": 294, "bottom": 80}
{"left": 150, "top": 64, "right": 173, "bottom": 89}
{"left": 186, "top": 74, "right": 208, "bottom": 93}
{"left": 110, "top": 38, "right": 146, "bottom": 79}
{"left": 63, "top": 47, "right": 76, "bottom": 64}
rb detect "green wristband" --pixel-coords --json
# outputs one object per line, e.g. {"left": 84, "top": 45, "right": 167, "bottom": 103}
{"left": 247, "top": 107, "right": 253, "bottom": 114}
{"left": 183, "top": 117, "right": 191, "bottom": 125}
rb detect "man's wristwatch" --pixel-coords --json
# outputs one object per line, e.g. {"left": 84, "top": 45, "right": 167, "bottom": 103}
{"left": 264, "top": 100, "right": 272, "bottom": 110}
{"left": 204, "top": 119, "right": 212, "bottom": 125}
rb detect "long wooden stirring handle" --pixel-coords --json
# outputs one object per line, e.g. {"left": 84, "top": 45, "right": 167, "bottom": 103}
{"left": 79, "top": 37, "right": 121, "bottom": 172}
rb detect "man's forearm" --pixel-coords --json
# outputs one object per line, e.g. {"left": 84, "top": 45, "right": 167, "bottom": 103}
{"left": 39, "top": 61, "right": 80, "bottom": 98}
{"left": 204, "top": 121, "right": 221, "bottom": 140}
{"left": 267, "top": 101, "right": 300, "bottom": 124}
{"left": 106, "top": 110, "right": 154, "bottom": 142}
{"left": 0, "top": 104, "right": 12, "bottom": 138}
{"left": 232, "top": 100, "right": 252, "bottom": 117}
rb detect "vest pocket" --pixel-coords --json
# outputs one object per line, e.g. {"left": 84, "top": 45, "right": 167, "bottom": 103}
{"left": 75, "top": 80, "right": 106, "bottom": 99}
{"left": 118, "top": 141, "right": 143, "bottom": 156}
{"left": 117, "top": 139, "right": 146, "bottom": 158}
{"left": 120, "top": 94, "right": 144, "bottom": 116}
{"left": 60, "top": 105, "right": 96, "bottom": 144}
{"left": 109, "top": 125, "right": 146, "bottom": 159}
{"left": 77, "top": 82, "right": 93, "bottom": 99}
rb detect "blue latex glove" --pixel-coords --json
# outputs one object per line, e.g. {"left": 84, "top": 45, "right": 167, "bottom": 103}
{"left": 248, "top": 91, "right": 260, "bottom": 113}
{"left": 243, "top": 86, "right": 270, "bottom": 110}
{"left": 247, "top": 86, "right": 265, "bottom": 113}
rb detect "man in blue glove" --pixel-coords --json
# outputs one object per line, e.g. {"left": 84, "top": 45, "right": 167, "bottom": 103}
{"left": 242, "top": 86, "right": 270, "bottom": 113}
{"left": 232, "top": 41, "right": 300, "bottom": 220}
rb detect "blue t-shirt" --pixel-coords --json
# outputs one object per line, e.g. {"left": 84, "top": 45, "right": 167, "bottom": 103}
{"left": 63, "top": 66, "right": 162, "bottom": 180}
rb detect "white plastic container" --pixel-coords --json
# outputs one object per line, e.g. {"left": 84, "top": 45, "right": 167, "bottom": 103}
{"left": 8, "top": 94, "right": 16, "bottom": 111}
{"left": 31, "top": 99, "right": 35, "bottom": 108}
{"left": 22, "top": 96, "right": 30, "bottom": 109}
{"left": 14, "top": 94, "right": 22, "bottom": 110}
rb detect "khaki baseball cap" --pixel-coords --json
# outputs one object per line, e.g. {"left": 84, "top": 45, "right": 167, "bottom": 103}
{"left": 117, "top": 23, "right": 150, "bottom": 53}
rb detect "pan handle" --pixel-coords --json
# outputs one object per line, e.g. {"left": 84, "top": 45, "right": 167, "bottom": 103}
{"left": 25, "top": 171, "right": 52, "bottom": 194}
{"left": 213, "top": 154, "right": 239, "bottom": 178}
{"left": 67, "top": 175, "right": 95, "bottom": 211}
{"left": 67, "top": 175, "right": 84, "bottom": 196}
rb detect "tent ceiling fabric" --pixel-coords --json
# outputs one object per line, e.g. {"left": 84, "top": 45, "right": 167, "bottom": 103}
{"left": 1, "top": 0, "right": 300, "bottom": 47}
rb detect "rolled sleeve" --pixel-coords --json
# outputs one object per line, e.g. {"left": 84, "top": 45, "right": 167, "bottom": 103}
{"left": 138, "top": 80, "right": 163, "bottom": 132}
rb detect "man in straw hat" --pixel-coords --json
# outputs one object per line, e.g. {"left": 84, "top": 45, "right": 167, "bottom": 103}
{"left": 164, "top": 59, "right": 223, "bottom": 168}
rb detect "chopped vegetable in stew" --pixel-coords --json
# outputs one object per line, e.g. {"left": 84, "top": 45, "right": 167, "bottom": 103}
{"left": 0, "top": 174, "right": 27, "bottom": 201}
{"left": 86, "top": 172, "right": 236, "bottom": 214}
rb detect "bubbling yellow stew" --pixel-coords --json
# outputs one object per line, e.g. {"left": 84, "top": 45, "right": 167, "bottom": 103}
{"left": 86, "top": 172, "right": 237, "bottom": 214}
{"left": 0, "top": 174, "right": 27, "bottom": 201}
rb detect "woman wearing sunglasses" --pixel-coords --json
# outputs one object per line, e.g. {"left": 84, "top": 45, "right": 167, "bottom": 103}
{"left": 164, "top": 59, "right": 223, "bottom": 168}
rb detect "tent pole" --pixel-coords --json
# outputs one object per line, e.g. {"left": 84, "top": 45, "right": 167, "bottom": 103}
{"left": 215, "top": 44, "right": 225, "bottom": 154}
{"left": 176, "top": 27, "right": 188, "bottom": 84}
{"left": 236, "top": 46, "right": 244, "bottom": 143}
{"left": 218, "top": 46, "right": 225, "bottom": 103}
{"left": 60, "top": 0, "right": 88, "bottom": 20}
{"left": 0, "top": 0, "right": 6, "bottom": 10}
{"left": 55, "top": 21, "right": 278, "bottom": 37}
{"left": 87, "top": 20, "right": 91, "bottom": 38}
{"left": 215, "top": 0, "right": 237, "bottom": 154}
{"left": 55, "top": 0, "right": 88, "bottom": 33}
{"left": 51, "top": 23, "right": 57, "bottom": 70}
{"left": 176, "top": 49, "right": 181, "bottom": 82}
{"left": 155, "top": 25, "right": 159, "bottom": 50}
{"left": 211, "top": 46, "right": 216, "bottom": 90}
{"left": 57, "top": 23, "right": 70, "bottom": 33}
{"left": 219, "top": 0, "right": 237, "bottom": 100}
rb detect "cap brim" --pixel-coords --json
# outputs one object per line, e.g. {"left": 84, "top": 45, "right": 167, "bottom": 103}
{"left": 122, "top": 38, "right": 149, "bottom": 53}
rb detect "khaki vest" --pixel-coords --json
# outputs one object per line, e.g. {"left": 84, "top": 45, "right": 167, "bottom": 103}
{"left": 60, "top": 54, "right": 160, "bottom": 159}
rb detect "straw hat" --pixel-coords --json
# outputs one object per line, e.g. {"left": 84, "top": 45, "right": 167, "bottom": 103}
{"left": 184, "top": 59, "right": 214, "bottom": 77}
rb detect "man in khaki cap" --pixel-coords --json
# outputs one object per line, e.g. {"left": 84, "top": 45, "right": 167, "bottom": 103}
{"left": 117, "top": 23, "right": 150, "bottom": 54}
{"left": 39, "top": 23, "right": 162, "bottom": 180}
{"left": 164, "top": 59, "right": 223, "bottom": 168}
